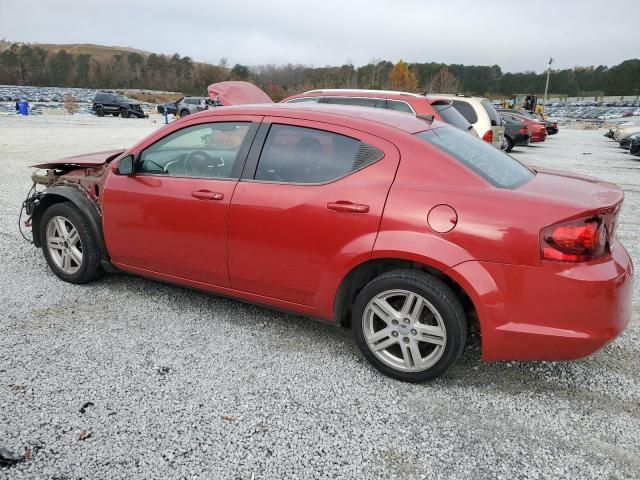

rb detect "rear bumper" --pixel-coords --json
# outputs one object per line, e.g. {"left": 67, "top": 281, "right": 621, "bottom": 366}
{"left": 513, "top": 133, "right": 530, "bottom": 146}
{"left": 530, "top": 130, "right": 547, "bottom": 142}
{"left": 448, "top": 241, "right": 634, "bottom": 362}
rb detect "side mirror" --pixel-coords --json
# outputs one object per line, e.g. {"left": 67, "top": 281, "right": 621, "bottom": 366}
{"left": 115, "top": 155, "right": 134, "bottom": 176}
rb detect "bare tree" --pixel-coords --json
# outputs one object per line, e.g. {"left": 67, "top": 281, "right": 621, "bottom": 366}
{"left": 427, "top": 67, "right": 462, "bottom": 94}
{"left": 63, "top": 93, "right": 77, "bottom": 114}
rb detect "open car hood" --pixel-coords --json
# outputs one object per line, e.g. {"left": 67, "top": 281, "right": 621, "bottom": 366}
{"left": 32, "top": 149, "right": 125, "bottom": 169}
{"left": 207, "top": 81, "right": 273, "bottom": 105}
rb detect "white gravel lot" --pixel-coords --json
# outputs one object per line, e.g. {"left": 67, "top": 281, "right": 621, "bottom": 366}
{"left": 0, "top": 115, "right": 638, "bottom": 479}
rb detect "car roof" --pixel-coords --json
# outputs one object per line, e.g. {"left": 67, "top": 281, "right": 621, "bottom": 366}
{"left": 284, "top": 90, "right": 456, "bottom": 108}
{"left": 195, "top": 103, "right": 441, "bottom": 134}
{"left": 301, "top": 88, "right": 424, "bottom": 98}
{"left": 428, "top": 94, "right": 489, "bottom": 103}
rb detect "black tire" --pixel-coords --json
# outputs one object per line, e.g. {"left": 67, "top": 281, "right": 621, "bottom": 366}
{"left": 504, "top": 135, "right": 514, "bottom": 152}
{"left": 120, "top": 108, "right": 130, "bottom": 118}
{"left": 40, "top": 202, "right": 103, "bottom": 284}
{"left": 112, "top": 112, "right": 120, "bottom": 117}
{"left": 352, "top": 270, "right": 467, "bottom": 382}
{"left": 96, "top": 106, "right": 105, "bottom": 117}
{"left": 180, "top": 109, "right": 190, "bottom": 118}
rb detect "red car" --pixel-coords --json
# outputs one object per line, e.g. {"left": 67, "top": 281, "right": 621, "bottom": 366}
{"left": 23, "top": 103, "right": 633, "bottom": 382}
{"left": 501, "top": 111, "right": 547, "bottom": 143}
{"left": 282, "top": 89, "right": 477, "bottom": 136}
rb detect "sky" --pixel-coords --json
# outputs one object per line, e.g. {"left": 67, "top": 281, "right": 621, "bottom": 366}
{"left": 0, "top": 0, "right": 638, "bottom": 73}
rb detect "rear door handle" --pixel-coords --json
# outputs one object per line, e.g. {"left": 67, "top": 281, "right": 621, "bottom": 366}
{"left": 327, "top": 201, "right": 369, "bottom": 213}
{"left": 191, "top": 190, "right": 224, "bottom": 200}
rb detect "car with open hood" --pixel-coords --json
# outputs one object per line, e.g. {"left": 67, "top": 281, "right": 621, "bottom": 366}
{"left": 22, "top": 103, "right": 633, "bottom": 382}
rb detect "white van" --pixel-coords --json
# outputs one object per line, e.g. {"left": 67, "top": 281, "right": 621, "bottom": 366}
{"left": 429, "top": 95, "right": 505, "bottom": 148}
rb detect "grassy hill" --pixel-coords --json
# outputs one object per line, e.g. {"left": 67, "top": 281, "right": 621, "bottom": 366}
{"left": 0, "top": 40, "right": 151, "bottom": 61}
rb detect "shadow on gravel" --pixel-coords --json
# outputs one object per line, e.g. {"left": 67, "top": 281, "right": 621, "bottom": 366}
{"left": 63, "top": 272, "right": 637, "bottom": 417}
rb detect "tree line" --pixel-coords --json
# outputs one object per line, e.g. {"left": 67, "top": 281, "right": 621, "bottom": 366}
{"left": 0, "top": 43, "right": 638, "bottom": 100}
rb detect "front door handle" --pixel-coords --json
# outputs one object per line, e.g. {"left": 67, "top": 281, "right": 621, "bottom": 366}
{"left": 191, "top": 190, "right": 224, "bottom": 200}
{"left": 327, "top": 201, "right": 369, "bottom": 213}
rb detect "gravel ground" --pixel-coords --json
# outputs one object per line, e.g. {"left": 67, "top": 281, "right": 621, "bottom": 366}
{"left": 0, "top": 116, "right": 638, "bottom": 479}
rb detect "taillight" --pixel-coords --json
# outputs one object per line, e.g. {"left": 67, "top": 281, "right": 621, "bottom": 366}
{"left": 482, "top": 130, "right": 493, "bottom": 143}
{"left": 540, "top": 216, "right": 608, "bottom": 262}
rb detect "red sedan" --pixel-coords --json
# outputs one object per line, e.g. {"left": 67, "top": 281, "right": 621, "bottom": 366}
{"left": 24, "top": 103, "right": 633, "bottom": 382}
{"left": 501, "top": 111, "right": 547, "bottom": 142}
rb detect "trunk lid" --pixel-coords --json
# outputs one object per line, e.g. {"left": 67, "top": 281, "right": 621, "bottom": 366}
{"left": 520, "top": 166, "right": 623, "bottom": 212}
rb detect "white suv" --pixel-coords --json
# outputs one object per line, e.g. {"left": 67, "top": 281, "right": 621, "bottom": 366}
{"left": 429, "top": 95, "right": 505, "bottom": 148}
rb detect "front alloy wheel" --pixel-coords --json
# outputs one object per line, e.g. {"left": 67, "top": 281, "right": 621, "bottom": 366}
{"left": 353, "top": 270, "right": 466, "bottom": 382}
{"left": 40, "top": 202, "right": 103, "bottom": 284}
{"left": 46, "top": 216, "right": 83, "bottom": 274}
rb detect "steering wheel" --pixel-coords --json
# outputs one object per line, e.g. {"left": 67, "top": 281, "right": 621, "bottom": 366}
{"left": 185, "top": 150, "right": 212, "bottom": 176}
{"left": 186, "top": 150, "right": 225, "bottom": 177}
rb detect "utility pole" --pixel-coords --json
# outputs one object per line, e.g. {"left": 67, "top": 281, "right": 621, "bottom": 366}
{"left": 543, "top": 57, "right": 554, "bottom": 104}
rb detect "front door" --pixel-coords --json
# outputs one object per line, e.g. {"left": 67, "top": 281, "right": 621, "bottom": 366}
{"left": 228, "top": 118, "right": 400, "bottom": 308}
{"left": 102, "top": 119, "right": 258, "bottom": 287}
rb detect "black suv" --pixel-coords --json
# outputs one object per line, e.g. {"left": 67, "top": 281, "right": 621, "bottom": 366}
{"left": 92, "top": 92, "right": 147, "bottom": 118}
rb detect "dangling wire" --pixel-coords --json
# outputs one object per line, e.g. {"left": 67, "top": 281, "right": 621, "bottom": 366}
{"left": 18, "top": 183, "right": 36, "bottom": 243}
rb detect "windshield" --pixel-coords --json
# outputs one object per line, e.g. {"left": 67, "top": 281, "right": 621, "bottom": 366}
{"left": 416, "top": 127, "right": 534, "bottom": 189}
{"left": 115, "top": 95, "right": 130, "bottom": 102}
{"left": 431, "top": 103, "right": 473, "bottom": 131}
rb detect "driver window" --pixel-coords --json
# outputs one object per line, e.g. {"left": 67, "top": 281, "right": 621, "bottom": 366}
{"left": 138, "top": 122, "right": 251, "bottom": 178}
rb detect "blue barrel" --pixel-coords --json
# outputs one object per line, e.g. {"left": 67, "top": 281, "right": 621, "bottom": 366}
{"left": 18, "top": 100, "right": 29, "bottom": 115}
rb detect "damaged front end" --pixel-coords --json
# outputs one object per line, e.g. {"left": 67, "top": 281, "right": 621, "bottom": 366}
{"left": 20, "top": 149, "right": 124, "bottom": 270}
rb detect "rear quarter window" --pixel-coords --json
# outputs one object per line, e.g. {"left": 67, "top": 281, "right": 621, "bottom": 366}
{"left": 481, "top": 100, "right": 502, "bottom": 126}
{"left": 431, "top": 103, "right": 473, "bottom": 131}
{"left": 325, "top": 97, "right": 380, "bottom": 108}
{"left": 387, "top": 100, "right": 414, "bottom": 113}
{"left": 451, "top": 101, "right": 478, "bottom": 124}
{"left": 416, "top": 127, "right": 534, "bottom": 189}
{"left": 286, "top": 97, "right": 321, "bottom": 103}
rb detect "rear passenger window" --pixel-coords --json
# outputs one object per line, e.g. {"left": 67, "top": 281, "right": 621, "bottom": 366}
{"left": 452, "top": 101, "right": 478, "bottom": 124}
{"left": 387, "top": 100, "right": 414, "bottom": 113}
{"left": 255, "top": 124, "right": 384, "bottom": 184}
{"left": 325, "top": 97, "right": 380, "bottom": 108}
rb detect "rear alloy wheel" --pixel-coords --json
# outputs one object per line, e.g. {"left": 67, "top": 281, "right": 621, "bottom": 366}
{"left": 40, "top": 202, "right": 103, "bottom": 284}
{"left": 96, "top": 106, "right": 105, "bottom": 117}
{"left": 180, "top": 109, "right": 190, "bottom": 118}
{"left": 353, "top": 270, "right": 466, "bottom": 382}
{"left": 504, "top": 135, "right": 514, "bottom": 152}
{"left": 120, "top": 108, "right": 130, "bottom": 118}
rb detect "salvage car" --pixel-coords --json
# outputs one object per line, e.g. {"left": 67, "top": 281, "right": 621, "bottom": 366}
{"left": 282, "top": 89, "right": 476, "bottom": 135}
{"left": 91, "top": 92, "right": 147, "bottom": 118}
{"left": 22, "top": 103, "right": 633, "bottom": 382}
{"left": 430, "top": 94, "right": 505, "bottom": 148}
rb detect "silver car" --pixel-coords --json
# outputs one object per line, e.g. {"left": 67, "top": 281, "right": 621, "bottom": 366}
{"left": 176, "top": 97, "right": 212, "bottom": 117}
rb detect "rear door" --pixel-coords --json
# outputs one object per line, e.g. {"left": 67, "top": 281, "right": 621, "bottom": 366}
{"left": 227, "top": 118, "right": 400, "bottom": 308}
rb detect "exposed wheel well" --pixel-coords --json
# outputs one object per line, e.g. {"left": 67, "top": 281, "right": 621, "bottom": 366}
{"left": 334, "top": 258, "right": 479, "bottom": 333}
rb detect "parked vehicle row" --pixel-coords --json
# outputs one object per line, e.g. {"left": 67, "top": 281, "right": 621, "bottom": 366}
{"left": 283, "top": 89, "right": 506, "bottom": 148}
{"left": 604, "top": 119, "right": 640, "bottom": 158}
